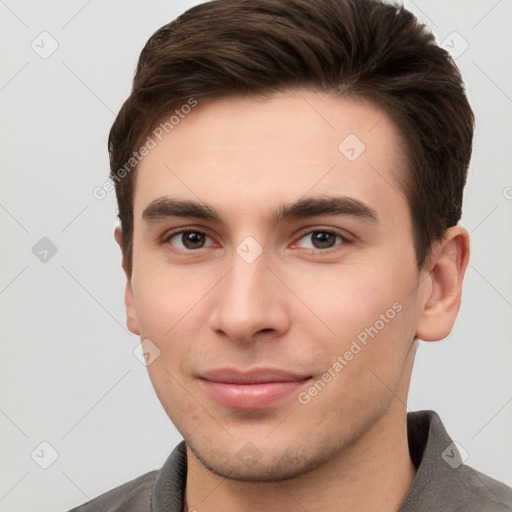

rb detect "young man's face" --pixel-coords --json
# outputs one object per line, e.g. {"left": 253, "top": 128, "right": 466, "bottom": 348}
{"left": 122, "top": 90, "right": 431, "bottom": 481}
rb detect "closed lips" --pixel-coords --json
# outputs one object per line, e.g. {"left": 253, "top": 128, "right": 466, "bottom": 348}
{"left": 198, "top": 368, "right": 312, "bottom": 410}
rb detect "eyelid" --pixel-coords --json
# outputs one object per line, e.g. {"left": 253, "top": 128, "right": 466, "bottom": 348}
{"left": 162, "top": 226, "right": 218, "bottom": 247}
{"left": 290, "top": 226, "right": 354, "bottom": 246}
{"left": 160, "top": 225, "right": 355, "bottom": 253}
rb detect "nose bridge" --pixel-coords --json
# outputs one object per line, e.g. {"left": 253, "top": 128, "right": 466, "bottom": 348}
{"left": 210, "top": 247, "right": 289, "bottom": 341}
{"left": 223, "top": 230, "right": 270, "bottom": 303}
{"left": 225, "top": 250, "right": 271, "bottom": 313}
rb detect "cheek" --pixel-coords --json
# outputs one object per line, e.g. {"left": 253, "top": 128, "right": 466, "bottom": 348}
{"left": 132, "top": 257, "right": 212, "bottom": 339}
{"left": 145, "top": 362, "right": 203, "bottom": 440}
{"left": 294, "top": 261, "right": 413, "bottom": 340}
{"left": 291, "top": 257, "right": 419, "bottom": 400}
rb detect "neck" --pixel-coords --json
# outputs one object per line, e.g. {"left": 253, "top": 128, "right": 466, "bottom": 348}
{"left": 184, "top": 402, "right": 416, "bottom": 512}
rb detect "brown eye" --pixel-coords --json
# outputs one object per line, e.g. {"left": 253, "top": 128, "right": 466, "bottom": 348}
{"left": 168, "top": 230, "right": 214, "bottom": 250}
{"left": 311, "top": 231, "right": 338, "bottom": 249}
{"left": 295, "top": 230, "right": 344, "bottom": 250}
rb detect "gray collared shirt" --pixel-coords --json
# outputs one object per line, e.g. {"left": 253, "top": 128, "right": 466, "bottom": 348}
{"left": 69, "top": 410, "right": 512, "bottom": 511}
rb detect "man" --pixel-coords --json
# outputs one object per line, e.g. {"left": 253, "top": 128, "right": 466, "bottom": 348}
{"left": 71, "top": 0, "right": 512, "bottom": 510}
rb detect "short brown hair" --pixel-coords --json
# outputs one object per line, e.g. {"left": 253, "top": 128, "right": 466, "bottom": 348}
{"left": 108, "top": 0, "right": 474, "bottom": 275}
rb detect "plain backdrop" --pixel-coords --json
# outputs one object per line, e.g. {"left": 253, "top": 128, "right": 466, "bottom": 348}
{"left": 0, "top": 0, "right": 511, "bottom": 510}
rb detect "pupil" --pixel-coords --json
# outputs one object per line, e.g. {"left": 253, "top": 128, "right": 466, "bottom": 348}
{"left": 313, "top": 231, "right": 335, "bottom": 249}
{"left": 183, "top": 232, "right": 204, "bottom": 249}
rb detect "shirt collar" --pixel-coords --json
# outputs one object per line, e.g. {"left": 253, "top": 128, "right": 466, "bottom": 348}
{"left": 151, "top": 410, "right": 460, "bottom": 511}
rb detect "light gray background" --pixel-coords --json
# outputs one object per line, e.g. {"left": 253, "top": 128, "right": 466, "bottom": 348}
{"left": 0, "top": 0, "right": 511, "bottom": 510}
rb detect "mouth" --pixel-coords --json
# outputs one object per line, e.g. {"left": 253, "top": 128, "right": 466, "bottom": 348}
{"left": 198, "top": 368, "right": 312, "bottom": 410}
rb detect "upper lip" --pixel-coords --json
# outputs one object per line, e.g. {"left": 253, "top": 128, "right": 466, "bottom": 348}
{"left": 199, "top": 368, "right": 311, "bottom": 384}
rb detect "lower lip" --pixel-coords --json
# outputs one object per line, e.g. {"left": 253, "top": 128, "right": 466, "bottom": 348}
{"left": 200, "top": 379, "right": 310, "bottom": 410}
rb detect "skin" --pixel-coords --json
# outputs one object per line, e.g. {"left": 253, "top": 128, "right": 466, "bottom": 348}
{"left": 115, "top": 89, "right": 470, "bottom": 512}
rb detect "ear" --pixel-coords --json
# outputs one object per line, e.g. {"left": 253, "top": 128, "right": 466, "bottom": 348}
{"left": 114, "top": 225, "right": 140, "bottom": 336}
{"left": 415, "top": 225, "right": 470, "bottom": 341}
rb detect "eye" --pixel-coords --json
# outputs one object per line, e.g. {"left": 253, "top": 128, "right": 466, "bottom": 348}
{"left": 294, "top": 230, "right": 345, "bottom": 250}
{"left": 166, "top": 230, "right": 216, "bottom": 250}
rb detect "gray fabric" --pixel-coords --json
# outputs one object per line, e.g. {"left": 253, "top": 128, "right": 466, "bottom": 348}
{"left": 398, "top": 411, "right": 512, "bottom": 512}
{"left": 68, "top": 410, "right": 512, "bottom": 511}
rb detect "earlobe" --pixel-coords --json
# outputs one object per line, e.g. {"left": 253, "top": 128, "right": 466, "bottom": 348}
{"left": 114, "top": 225, "right": 140, "bottom": 336}
{"left": 415, "top": 226, "right": 470, "bottom": 342}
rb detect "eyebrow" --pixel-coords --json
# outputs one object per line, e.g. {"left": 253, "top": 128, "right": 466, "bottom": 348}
{"left": 141, "top": 196, "right": 378, "bottom": 225}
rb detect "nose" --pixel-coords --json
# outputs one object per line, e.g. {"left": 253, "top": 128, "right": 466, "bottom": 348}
{"left": 209, "top": 251, "right": 291, "bottom": 343}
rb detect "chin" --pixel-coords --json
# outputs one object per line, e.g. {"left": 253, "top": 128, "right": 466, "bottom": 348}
{"left": 186, "top": 435, "right": 340, "bottom": 483}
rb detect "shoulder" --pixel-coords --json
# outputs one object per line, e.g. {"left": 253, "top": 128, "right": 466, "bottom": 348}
{"left": 453, "top": 464, "right": 512, "bottom": 511}
{"left": 66, "top": 441, "right": 188, "bottom": 512}
{"left": 403, "top": 410, "right": 512, "bottom": 512}
{"left": 67, "top": 470, "right": 158, "bottom": 512}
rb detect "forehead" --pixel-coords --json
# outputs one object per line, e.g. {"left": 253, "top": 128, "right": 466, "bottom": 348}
{"left": 133, "top": 90, "right": 409, "bottom": 227}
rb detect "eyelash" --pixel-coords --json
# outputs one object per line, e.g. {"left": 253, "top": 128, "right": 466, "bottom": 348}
{"left": 292, "top": 227, "right": 349, "bottom": 253}
{"left": 162, "top": 226, "right": 351, "bottom": 254}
